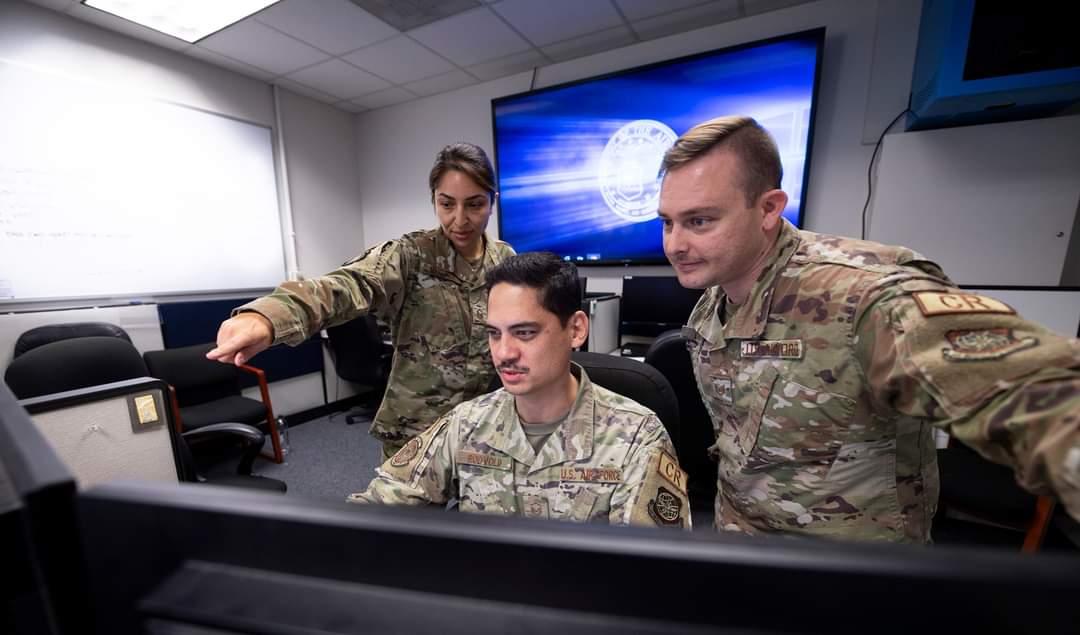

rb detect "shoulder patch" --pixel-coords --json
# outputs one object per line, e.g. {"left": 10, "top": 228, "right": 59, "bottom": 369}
{"left": 647, "top": 487, "right": 685, "bottom": 527}
{"left": 390, "top": 435, "right": 423, "bottom": 467}
{"left": 628, "top": 451, "right": 690, "bottom": 529}
{"left": 913, "top": 291, "right": 1014, "bottom": 317}
{"left": 942, "top": 328, "right": 1038, "bottom": 362}
{"left": 657, "top": 451, "right": 688, "bottom": 495}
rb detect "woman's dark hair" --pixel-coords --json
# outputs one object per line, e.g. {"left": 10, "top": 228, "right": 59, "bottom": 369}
{"left": 485, "top": 252, "right": 581, "bottom": 326}
{"left": 429, "top": 142, "right": 496, "bottom": 202}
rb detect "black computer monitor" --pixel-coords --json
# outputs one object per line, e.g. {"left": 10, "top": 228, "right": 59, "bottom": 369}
{"left": 620, "top": 276, "right": 706, "bottom": 338}
{"left": 77, "top": 479, "right": 1080, "bottom": 634}
{"left": 0, "top": 381, "right": 86, "bottom": 634}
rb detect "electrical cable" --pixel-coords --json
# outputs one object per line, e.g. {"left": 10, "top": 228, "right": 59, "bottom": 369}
{"left": 861, "top": 107, "right": 913, "bottom": 240}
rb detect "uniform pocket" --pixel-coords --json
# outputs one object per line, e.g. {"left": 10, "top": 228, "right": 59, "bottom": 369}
{"left": 558, "top": 484, "right": 613, "bottom": 522}
{"left": 748, "top": 373, "right": 855, "bottom": 469}
{"left": 458, "top": 468, "right": 515, "bottom": 515}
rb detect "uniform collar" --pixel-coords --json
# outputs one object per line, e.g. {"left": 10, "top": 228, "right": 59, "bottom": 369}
{"left": 432, "top": 227, "right": 493, "bottom": 287}
{"left": 484, "top": 363, "right": 595, "bottom": 472}
{"left": 697, "top": 219, "right": 801, "bottom": 345}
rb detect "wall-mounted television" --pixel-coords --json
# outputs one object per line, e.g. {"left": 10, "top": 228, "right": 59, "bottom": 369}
{"left": 491, "top": 28, "right": 825, "bottom": 266}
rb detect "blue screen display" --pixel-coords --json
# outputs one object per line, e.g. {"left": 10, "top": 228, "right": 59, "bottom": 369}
{"left": 492, "top": 29, "right": 823, "bottom": 264}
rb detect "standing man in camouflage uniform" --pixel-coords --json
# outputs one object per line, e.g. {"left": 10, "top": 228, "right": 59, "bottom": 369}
{"left": 348, "top": 252, "right": 691, "bottom": 529}
{"left": 658, "top": 115, "right": 1080, "bottom": 542}
{"left": 208, "top": 143, "right": 515, "bottom": 458}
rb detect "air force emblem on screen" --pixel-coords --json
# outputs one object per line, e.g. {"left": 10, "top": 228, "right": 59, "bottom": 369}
{"left": 598, "top": 120, "right": 677, "bottom": 222}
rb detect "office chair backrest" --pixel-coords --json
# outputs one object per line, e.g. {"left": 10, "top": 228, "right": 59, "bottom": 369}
{"left": 5, "top": 336, "right": 150, "bottom": 400}
{"left": 644, "top": 329, "right": 717, "bottom": 514}
{"left": 325, "top": 315, "right": 391, "bottom": 388}
{"left": 13, "top": 321, "right": 132, "bottom": 359}
{"left": 570, "top": 351, "right": 679, "bottom": 448}
{"left": 143, "top": 343, "right": 241, "bottom": 407}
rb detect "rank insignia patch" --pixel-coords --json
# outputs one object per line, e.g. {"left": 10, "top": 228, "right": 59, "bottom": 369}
{"left": 389, "top": 436, "right": 423, "bottom": 467}
{"left": 647, "top": 487, "right": 684, "bottom": 527}
{"left": 520, "top": 495, "right": 549, "bottom": 519}
{"left": 942, "top": 328, "right": 1037, "bottom": 362}
{"left": 711, "top": 376, "right": 733, "bottom": 404}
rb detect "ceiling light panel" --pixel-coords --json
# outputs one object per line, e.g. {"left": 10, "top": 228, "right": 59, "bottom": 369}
{"left": 83, "top": 0, "right": 281, "bottom": 43}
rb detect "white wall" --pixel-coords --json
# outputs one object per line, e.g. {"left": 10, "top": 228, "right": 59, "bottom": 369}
{"left": 0, "top": 1, "right": 366, "bottom": 415}
{"left": 275, "top": 89, "right": 366, "bottom": 276}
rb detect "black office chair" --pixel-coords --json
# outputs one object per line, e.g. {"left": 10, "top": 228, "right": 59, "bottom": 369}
{"left": 4, "top": 337, "right": 285, "bottom": 492}
{"left": 933, "top": 441, "right": 1055, "bottom": 552}
{"left": 324, "top": 315, "right": 393, "bottom": 422}
{"left": 570, "top": 351, "right": 680, "bottom": 450}
{"left": 143, "top": 343, "right": 285, "bottom": 463}
{"left": 644, "top": 329, "right": 717, "bottom": 520}
{"left": 13, "top": 321, "right": 132, "bottom": 358}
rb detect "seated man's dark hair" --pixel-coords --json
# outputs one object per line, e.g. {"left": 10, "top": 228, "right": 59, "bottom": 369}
{"left": 485, "top": 252, "right": 581, "bottom": 326}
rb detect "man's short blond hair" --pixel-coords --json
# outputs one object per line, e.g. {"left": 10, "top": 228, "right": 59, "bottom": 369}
{"left": 662, "top": 116, "right": 783, "bottom": 207}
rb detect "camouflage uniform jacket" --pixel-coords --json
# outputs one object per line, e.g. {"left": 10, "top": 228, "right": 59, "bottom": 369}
{"left": 348, "top": 365, "right": 692, "bottom": 529}
{"left": 684, "top": 219, "right": 1080, "bottom": 543}
{"left": 238, "top": 228, "right": 515, "bottom": 443}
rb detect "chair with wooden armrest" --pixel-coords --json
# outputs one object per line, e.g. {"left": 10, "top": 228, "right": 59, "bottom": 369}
{"left": 143, "top": 342, "right": 285, "bottom": 464}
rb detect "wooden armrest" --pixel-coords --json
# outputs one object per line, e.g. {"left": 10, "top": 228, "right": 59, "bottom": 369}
{"left": 237, "top": 363, "right": 282, "bottom": 463}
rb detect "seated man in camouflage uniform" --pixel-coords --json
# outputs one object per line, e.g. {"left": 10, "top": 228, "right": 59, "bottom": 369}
{"left": 658, "top": 115, "right": 1080, "bottom": 543}
{"left": 349, "top": 252, "right": 691, "bottom": 529}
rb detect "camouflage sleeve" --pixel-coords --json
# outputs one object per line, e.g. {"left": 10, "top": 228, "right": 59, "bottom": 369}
{"left": 612, "top": 415, "right": 692, "bottom": 529}
{"left": 234, "top": 239, "right": 410, "bottom": 346}
{"left": 855, "top": 285, "right": 1080, "bottom": 520}
{"left": 346, "top": 413, "right": 456, "bottom": 506}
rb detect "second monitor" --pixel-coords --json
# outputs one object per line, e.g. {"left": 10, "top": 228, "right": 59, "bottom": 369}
{"left": 620, "top": 276, "right": 705, "bottom": 356}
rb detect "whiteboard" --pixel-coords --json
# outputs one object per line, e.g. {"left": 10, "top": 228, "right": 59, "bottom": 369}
{"left": 0, "top": 59, "right": 285, "bottom": 304}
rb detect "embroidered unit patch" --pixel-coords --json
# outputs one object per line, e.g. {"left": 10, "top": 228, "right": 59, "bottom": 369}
{"left": 647, "top": 487, "right": 684, "bottom": 526}
{"left": 942, "top": 328, "right": 1038, "bottom": 361}
{"left": 740, "top": 339, "right": 804, "bottom": 359}
{"left": 389, "top": 436, "right": 423, "bottom": 467}
{"left": 913, "top": 292, "right": 1014, "bottom": 317}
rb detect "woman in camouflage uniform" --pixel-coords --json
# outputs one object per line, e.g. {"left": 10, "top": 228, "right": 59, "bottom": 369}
{"left": 208, "top": 143, "right": 515, "bottom": 458}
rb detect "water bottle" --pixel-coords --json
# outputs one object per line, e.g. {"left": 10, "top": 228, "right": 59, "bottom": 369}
{"left": 276, "top": 416, "right": 290, "bottom": 457}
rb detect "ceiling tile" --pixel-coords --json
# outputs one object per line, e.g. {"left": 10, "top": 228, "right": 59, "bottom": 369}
{"left": 66, "top": 3, "right": 192, "bottom": 51}
{"left": 350, "top": 86, "right": 419, "bottom": 110}
{"left": 541, "top": 25, "right": 636, "bottom": 63}
{"left": 465, "top": 49, "right": 548, "bottom": 81}
{"left": 351, "top": 0, "right": 481, "bottom": 31}
{"left": 492, "top": 0, "right": 624, "bottom": 47}
{"left": 402, "top": 69, "right": 478, "bottom": 97}
{"left": 631, "top": 0, "right": 739, "bottom": 41}
{"left": 614, "top": 0, "right": 712, "bottom": 22}
{"left": 342, "top": 36, "right": 456, "bottom": 84}
{"left": 199, "top": 18, "right": 330, "bottom": 75}
{"left": 273, "top": 77, "right": 339, "bottom": 103}
{"left": 742, "top": 0, "right": 811, "bottom": 16}
{"left": 255, "top": 0, "right": 399, "bottom": 55}
{"left": 408, "top": 6, "right": 531, "bottom": 67}
{"left": 24, "top": 0, "right": 78, "bottom": 11}
{"left": 334, "top": 100, "right": 369, "bottom": 113}
{"left": 185, "top": 46, "right": 277, "bottom": 81}
{"left": 285, "top": 58, "right": 391, "bottom": 99}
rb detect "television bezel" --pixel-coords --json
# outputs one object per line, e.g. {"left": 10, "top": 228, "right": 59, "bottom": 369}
{"left": 490, "top": 27, "right": 827, "bottom": 267}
